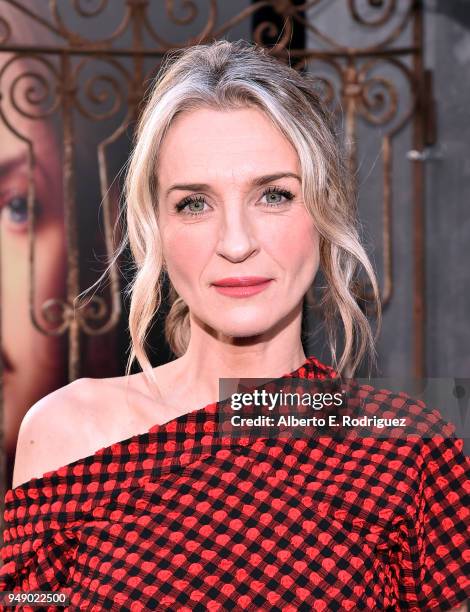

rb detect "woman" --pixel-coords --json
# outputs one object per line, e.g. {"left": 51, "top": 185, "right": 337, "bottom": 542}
{"left": 1, "top": 40, "right": 469, "bottom": 611}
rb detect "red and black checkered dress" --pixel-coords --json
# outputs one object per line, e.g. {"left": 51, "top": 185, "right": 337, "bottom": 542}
{"left": 0, "top": 356, "right": 469, "bottom": 611}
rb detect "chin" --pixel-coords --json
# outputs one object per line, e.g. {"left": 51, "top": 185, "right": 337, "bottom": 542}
{"left": 212, "top": 317, "right": 275, "bottom": 339}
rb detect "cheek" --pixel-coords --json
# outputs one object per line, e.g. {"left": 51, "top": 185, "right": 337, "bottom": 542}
{"left": 1, "top": 223, "right": 66, "bottom": 294}
{"left": 35, "top": 225, "right": 67, "bottom": 297}
{"left": 269, "top": 213, "right": 319, "bottom": 272}
{"left": 162, "top": 225, "right": 211, "bottom": 287}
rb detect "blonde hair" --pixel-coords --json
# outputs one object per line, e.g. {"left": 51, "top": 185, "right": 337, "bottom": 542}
{"left": 119, "top": 39, "right": 381, "bottom": 385}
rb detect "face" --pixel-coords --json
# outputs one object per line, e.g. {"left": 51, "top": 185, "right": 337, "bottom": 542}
{"left": 157, "top": 106, "right": 320, "bottom": 341}
{"left": 0, "top": 59, "right": 67, "bottom": 475}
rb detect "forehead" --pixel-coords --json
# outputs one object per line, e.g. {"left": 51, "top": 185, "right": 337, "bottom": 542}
{"left": 157, "top": 106, "right": 300, "bottom": 185}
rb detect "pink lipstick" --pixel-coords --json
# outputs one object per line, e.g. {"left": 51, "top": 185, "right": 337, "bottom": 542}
{"left": 211, "top": 276, "right": 273, "bottom": 298}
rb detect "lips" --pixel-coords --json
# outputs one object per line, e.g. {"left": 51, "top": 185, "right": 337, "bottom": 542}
{"left": 212, "top": 277, "right": 272, "bottom": 287}
{"left": 212, "top": 278, "right": 273, "bottom": 298}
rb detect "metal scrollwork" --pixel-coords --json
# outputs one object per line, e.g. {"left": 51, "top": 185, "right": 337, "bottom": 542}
{"left": 357, "top": 58, "right": 416, "bottom": 130}
{"left": 348, "top": 0, "right": 397, "bottom": 27}
{"left": 303, "top": 57, "right": 344, "bottom": 113}
{"left": 0, "top": 0, "right": 427, "bottom": 393}
{"left": 76, "top": 295, "right": 110, "bottom": 334}
{"left": 358, "top": 73, "right": 398, "bottom": 126}
{"left": 253, "top": 17, "right": 293, "bottom": 53}
{"left": 212, "top": 2, "right": 264, "bottom": 39}
{"left": 72, "top": 0, "right": 109, "bottom": 18}
{"left": 0, "top": 16, "right": 11, "bottom": 45}
{"left": 38, "top": 295, "right": 115, "bottom": 338}
{"left": 293, "top": 0, "right": 414, "bottom": 54}
{"left": 0, "top": 55, "right": 60, "bottom": 120}
{"left": 49, "top": 0, "right": 132, "bottom": 45}
{"left": 40, "top": 299, "right": 72, "bottom": 336}
{"left": 74, "top": 58, "right": 129, "bottom": 121}
{"left": 165, "top": 0, "right": 198, "bottom": 26}
{"left": 2, "top": 0, "right": 417, "bottom": 55}
{"left": 142, "top": 0, "right": 217, "bottom": 49}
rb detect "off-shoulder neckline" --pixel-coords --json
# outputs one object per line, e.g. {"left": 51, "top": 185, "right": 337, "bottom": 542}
{"left": 6, "top": 355, "right": 337, "bottom": 498}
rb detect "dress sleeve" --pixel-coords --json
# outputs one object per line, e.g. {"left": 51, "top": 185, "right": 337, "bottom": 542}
{"left": 395, "top": 435, "right": 470, "bottom": 611}
{"left": 0, "top": 488, "right": 78, "bottom": 612}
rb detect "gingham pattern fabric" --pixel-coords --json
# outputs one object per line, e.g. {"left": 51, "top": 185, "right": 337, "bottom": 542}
{"left": 0, "top": 355, "right": 469, "bottom": 611}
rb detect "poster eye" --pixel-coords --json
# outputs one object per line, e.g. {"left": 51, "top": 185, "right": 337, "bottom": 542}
{"left": 4, "top": 196, "right": 41, "bottom": 226}
{"left": 8, "top": 196, "right": 28, "bottom": 224}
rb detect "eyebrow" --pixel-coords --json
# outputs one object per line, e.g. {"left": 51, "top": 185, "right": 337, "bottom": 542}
{"left": 0, "top": 151, "right": 50, "bottom": 186}
{"left": 0, "top": 152, "right": 28, "bottom": 178}
{"left": 164, "top": 171, "right": 301, "bottom": 197}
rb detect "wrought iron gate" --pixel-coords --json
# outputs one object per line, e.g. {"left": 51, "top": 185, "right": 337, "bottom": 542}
{"left": 0, "top": 0, "right": 431, "bottom": 529}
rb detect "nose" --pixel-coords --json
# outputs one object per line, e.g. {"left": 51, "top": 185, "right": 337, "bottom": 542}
{"left": 215, "top": 200, "right": 258, "bottom": 263}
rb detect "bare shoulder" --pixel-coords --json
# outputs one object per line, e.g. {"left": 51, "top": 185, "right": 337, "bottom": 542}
{"left": 11, "top": 366, "right": 177, "bottom": 490}
{"left": 12, "top": 376, "right": 147, "bottom": 489}
{"left": 12, "top": 378, "right": 100, "bottom": 488}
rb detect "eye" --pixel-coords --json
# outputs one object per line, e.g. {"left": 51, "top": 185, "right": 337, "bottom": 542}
{"left": 260, "top": 186, "right": 295, "bottom": 207}
{"left": 174, "top": 186, "right": 295, "bottom": 218}
{"left": 1, "top": 195, "right": 42, "bottom": 229}
{"left": 175, "top": 194, "right": 208, "bottom": 217}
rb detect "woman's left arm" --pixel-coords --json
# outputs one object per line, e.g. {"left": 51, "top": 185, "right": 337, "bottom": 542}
{"left": 394, "top": 434, "right": 469, "bottom": 610}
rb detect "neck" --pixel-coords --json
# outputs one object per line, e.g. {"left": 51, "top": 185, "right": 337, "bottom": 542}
{"left": 164, "top": 308, "right": 307, "bottom": 408}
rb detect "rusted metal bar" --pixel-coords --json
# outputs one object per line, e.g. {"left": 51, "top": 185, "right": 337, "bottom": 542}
{"left": 411, "top": 1, "right": 426, "bottom": 379}
{"left": 382, "top": 135, "right": 393, "bottom": 307}
{"left": 342, "top": 58, "right": 359, "bottom": 206}
{"left": 0, "top": 44, "right": 421, "bottom": 59}
{"left": 61, "top": 53, "right": 81, "bottom": 382}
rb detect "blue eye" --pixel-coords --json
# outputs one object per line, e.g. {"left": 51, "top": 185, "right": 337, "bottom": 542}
{"left": 174, "top": 186, "right": 295, "bottom": 218}
{"left": 175, "top": 195, "right": 207, "bottom": 217}
{"left": 261, "top": 187, "right": 294, "bottom": 206}
{"left": 8, "top": 196, "right": 28, "bottom": 223}
{"left": 3, "top": 196, "right": 41, "bottom": 225}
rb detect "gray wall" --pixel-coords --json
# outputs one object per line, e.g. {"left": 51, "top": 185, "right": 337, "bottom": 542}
{"left": 425, "top": 0, "right": 470, "bottom": 378}
{"left": 305, "top": 1, "right": 470, "bottom": 382}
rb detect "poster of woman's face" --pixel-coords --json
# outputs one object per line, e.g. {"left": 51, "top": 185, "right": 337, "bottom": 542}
{"left": 0, "top": 55, "right": 68, "bottom": 486}
{"left": 0, "top": 4, "right": 123, "bottom": 487}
